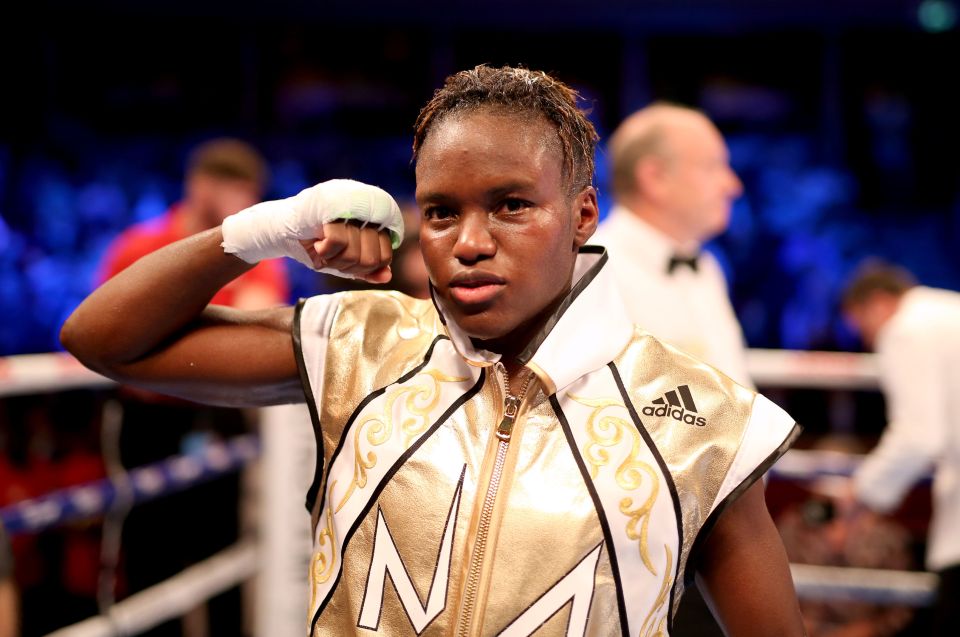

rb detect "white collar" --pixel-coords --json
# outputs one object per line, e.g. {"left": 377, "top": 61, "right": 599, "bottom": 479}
{"left": 431, "top": 247, "right": 635, "bottom": 395}
{"left": 602, "top": 206, "right": 701, "bottom": 269}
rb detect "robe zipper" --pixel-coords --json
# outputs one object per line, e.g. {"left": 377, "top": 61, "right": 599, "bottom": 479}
{"left": 457, "top": 365, "right": 533, "bottom": 636}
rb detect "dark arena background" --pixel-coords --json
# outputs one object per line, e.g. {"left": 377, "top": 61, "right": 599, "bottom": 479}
{"left": 1, "top": 1, "right": 958, "bottom": 636}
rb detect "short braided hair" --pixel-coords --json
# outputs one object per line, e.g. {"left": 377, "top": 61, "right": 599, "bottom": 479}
{"left": 413, "top": 65, "right": 598, "bottom": 194}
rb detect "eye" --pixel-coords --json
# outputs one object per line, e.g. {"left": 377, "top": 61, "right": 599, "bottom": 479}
{"left": 501, "top": 198, "right": 532, "bottom": 214}
{"left": 423, "top": 206, "right": 456, "bottom": 221}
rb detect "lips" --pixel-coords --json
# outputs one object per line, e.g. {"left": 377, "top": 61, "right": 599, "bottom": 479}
{"left": 447, "top": 270, "right": 506, "bottom": 307}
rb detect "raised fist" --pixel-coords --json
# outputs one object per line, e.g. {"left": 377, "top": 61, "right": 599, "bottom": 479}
{"left": 221, "top": 179, "right": 404, "bottom": 282}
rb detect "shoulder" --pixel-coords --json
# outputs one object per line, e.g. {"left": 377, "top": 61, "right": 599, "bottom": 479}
{"left": 880, "top": 287, "right": 959, "bottom": 352}
{"left": 299, "top": 290, "right": 439, "bottom": 344}
{"left": 697, "top": 250, "right": 732, "bottom": 287}
{"left": 617, "top": 328, "right": 754, "bottom": 410}
{"left": 297, "top": 291, "right": 445, "bottom": 412}
{"left": 901, "top": 287, "right": 960, "bottom": 326}
{"left": 615, "top": 328, "right": 796, "bottom": 482}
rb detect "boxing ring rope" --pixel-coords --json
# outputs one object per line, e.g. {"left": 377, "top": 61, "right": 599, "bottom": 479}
{"left": 0, "top": 436, "right": 260, "bottom": 535}
{"left": 0, "top": 347, "right": 879, "bottom": 397}
{"left": 43, "top": 542, "right": 259, "bottom": 637}
{"left": 0, "top": 348, "right": 936, "bottom": 636}
{"left": 0, "top": 352, "right": 115, "bottom": 397}
{"left": 790, "top": 564, "right": 938, "bottom": 607}
{"left": 747, "top": 347, "right": 879, "bottom": 389}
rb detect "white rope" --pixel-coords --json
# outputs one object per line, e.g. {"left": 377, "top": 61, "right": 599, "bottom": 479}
{"left": 771, "top": 448, "right": 865, "bottom": 479}
{"left": 40, "top": 544, "right": 938, "bottom": 637}
{"left": 746, "top": 348, "right": 879, "bottom": 389}
{"left": 0, "top": 353, "right": 113, "bottom": 397}
{"left": 43, "top": 542, "right": 258, "bottom": 637}
{"left": 792, "top": 563, "right": 938, "bottom": 607}
{"left": 0, "top": 349, "right": 881, "bottom": 397}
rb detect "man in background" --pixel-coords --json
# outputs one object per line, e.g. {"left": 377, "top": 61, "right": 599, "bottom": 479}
{"left": 593, "top": 102, "right": 749, "bottom": 385}
{"left": 593, "top": 103, "right": 748, "bottom": 635}
{"left": 97, "top": 138, "right": 289, "bottom": 637}
{"left": 843, "top": 263, "right": 960, "bottom": 635}
{"left": 99, "top": 137, "right": 288, "bottom": 309}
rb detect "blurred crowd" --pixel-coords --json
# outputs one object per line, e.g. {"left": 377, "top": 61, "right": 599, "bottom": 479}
{"left": 3, "top": 130, "right": 960, "bottom": 359}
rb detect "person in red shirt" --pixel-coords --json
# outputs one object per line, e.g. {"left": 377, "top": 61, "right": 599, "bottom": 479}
{"left": 97, "top": 138, "right": 288, "bottom": 637}
{"left": 99, "top": 138, "right": 288, "bottom": 309}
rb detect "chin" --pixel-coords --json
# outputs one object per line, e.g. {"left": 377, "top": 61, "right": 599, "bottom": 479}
{"left": 452, "top": 314, "right": 510, "bottom": 341}
{"left": 449, "top": 306, "right": 523, "bottom": 342}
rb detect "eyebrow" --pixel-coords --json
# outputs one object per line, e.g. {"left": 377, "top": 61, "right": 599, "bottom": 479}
{"left": 416, "top": 181, "right": 537, "bottom": 205}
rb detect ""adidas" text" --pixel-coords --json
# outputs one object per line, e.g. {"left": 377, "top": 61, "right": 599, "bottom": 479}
{"left": 642, "top": 384, "right": 708, "bottom": 426}
{"left": 641, "top": 404, "right": 707, "bottom": 427}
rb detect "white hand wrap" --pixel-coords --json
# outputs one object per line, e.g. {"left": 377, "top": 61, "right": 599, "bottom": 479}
{"left": 220, "top": 179, "right": 404, "bottom": 270}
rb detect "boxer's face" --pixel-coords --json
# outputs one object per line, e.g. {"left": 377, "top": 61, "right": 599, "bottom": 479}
{"left": 416, "top": 109, "right": 598, "bottom": 352}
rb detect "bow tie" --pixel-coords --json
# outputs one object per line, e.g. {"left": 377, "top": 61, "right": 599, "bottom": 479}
{"left": 667, "top": 253, "right": 700, "bottom": 274}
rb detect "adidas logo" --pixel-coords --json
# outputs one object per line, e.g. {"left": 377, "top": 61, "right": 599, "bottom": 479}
{"left": 641, "top": 385, "right": 707, "bottom": 427}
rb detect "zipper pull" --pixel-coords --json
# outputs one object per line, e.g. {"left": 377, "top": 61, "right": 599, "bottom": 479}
{"left": 496, "top": 394, "right": 521, "bottom": 441}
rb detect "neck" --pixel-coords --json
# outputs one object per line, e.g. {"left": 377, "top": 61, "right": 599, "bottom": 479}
{"left": 500, "top": 359, "right": 531, "bottom": 395}
{"left": 619, "top": 199, "right": 699, "bottom": 251}
{"left": 471, "top": 282, "right": 572, "bottom": 377}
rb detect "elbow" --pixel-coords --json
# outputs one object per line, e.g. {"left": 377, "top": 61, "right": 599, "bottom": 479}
{"left": 59, "top": 310, "right": 118, "bottom": 377}
{"left": 59, "top": 312, "right": 81, "bottom": 356}
{"left": 60, "top": 313, "right": 97, "bottom": 370}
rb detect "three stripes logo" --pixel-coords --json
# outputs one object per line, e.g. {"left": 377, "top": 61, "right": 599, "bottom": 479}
{"left": 641, "top": 384, "right": 707, "bottom": 427}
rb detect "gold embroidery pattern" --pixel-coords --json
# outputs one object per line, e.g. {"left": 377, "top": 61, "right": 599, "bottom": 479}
{"left": 640, "top": 544, "right": 673, "bottom": 637}
{"left": 384, "top": 293, "right": 433, "bottom": 340}
{"left": 309, "top": 481, "right": 338, "bottom": 616}
{"left": 569, "top": 394, "right": 659, "bottom": 575}
{"left": 335, "top": 369, "right": 468, "bottom": 513}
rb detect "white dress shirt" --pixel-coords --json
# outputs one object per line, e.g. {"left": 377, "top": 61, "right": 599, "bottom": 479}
{"left": 591, "top": 206, "right": 752, "bottom": 387}
{"left": 854, "top": 286, "right": 960, "bottom": 571}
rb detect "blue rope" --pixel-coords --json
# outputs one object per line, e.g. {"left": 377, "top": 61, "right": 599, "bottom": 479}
{"left": 0, "top": 435, "right": 260, "bottom": 536}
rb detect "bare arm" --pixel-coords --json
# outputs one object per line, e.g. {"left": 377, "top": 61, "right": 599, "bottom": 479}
{"left": 697, "top": 481, "right": 806, "bottom": 636}
{"left": 0, "top": 525, "right": 15, "bottom": 637}
{"left": 61, "top": 221, "right": 392, "bottom": 407}
{"left": 61, "top": 228, "right": 301, "bottom": 406}
{"left": 0, "top": 578, "right": 17, "bottom": 637}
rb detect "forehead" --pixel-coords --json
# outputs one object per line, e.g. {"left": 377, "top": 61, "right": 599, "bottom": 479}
{"left": 414, "top": 110, "right": 563, "bottom": 199}
{"left": 189, "top": 171, "right": 259, "bottom": 192}
{"left": 666, "top": 115, "right": 727, "bottom": 160}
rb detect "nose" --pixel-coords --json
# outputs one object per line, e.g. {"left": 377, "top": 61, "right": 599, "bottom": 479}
{"left": 726, "top": 165, "right": 744, "bottom": 199}
{"left": 453, "top": 210, "right": 496, "bottom": 264}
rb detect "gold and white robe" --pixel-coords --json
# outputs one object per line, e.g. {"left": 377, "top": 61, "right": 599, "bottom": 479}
{"left": 294, "top": 247, "right": 799, "bottom": 636}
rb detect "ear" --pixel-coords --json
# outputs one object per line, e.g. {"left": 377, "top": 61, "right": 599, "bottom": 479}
{"left": 635, "top": 156, "right": 666, "bottom": 203}
{"left": 571, "top": 186, "right": 600, "bottom": 249}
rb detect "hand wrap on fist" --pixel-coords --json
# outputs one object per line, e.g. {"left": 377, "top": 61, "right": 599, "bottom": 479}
{"left": 220, "top": 179, "right": 404, "bottom": 278}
